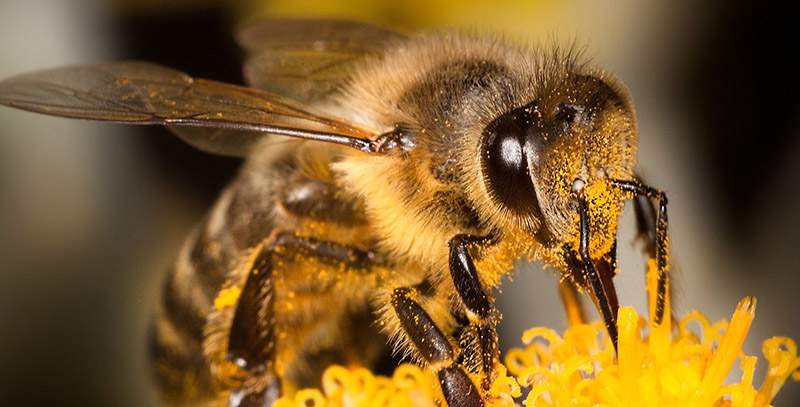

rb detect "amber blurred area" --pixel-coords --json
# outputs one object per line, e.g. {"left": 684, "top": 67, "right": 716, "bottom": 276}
{"left": 0, "top": 1, "right": 797, "bottom": 405}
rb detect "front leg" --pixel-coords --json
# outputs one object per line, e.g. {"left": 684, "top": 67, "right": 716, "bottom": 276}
{"left": 610, "top": 178, "right": 670, "bottom": 324}
{"left": 449, "top": 235, "right": 500, "bottom": 391}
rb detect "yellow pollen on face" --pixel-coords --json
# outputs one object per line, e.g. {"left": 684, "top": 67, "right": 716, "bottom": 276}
{"left": 581, "top": 179, "right": 625, "bottom": 258}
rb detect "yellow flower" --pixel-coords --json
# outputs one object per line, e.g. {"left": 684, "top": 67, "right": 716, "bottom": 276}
{"left": 276, "top": 264, "right": 799, "bottom": 406}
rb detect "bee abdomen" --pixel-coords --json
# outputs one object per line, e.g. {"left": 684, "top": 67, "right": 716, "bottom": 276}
{"left": 149, "top": 189, "right": 244, "bottom": 402}
{"left": 148, "top": 294, "right": 215, "bottom": 402}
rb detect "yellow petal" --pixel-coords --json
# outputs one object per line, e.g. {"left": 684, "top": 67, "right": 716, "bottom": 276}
{"left": 756, "top": 337, "right": 800, "bottom": 406}
{"left": 617, "top": 306, "right": 644, "bottom": 406}
{"left": 690, "top": 297, "right": 756, "bottom": 407}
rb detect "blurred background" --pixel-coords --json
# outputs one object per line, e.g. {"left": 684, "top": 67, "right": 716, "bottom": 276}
{"left": 0, "top": 0, "right": 797, "bottom": 405}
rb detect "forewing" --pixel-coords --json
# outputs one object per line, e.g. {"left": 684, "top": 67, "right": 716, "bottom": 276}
{"left": 0, "top": 62, "right": 376, "bottom": 156}
{"left": 237, "top": 18, "right": 406, "bottom": 103}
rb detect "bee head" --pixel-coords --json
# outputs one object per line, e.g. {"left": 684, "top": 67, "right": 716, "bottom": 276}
{"left": 479, "top": 73, "right": 637, "bottom": 254}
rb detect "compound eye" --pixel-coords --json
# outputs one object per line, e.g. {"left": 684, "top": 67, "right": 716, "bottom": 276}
{"left": 482, "top": 108, "right": 541, "bottom": 214}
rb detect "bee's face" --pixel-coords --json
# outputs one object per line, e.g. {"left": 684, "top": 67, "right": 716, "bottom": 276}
{"left": 480, "top": 73, "right": 637, "bottom": 252}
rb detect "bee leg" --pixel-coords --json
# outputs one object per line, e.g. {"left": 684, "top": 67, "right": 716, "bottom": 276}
{"left": 228, "top": 233, "right": 378, "bottom": 366}
{"left": 220, "top": 233, "right": 379, "bottom": 404}
{"left": 216, "top": 243, "right": 277, "bottom": 406}
{"left": 392, "top": 287, "right": 484, "bottom": 407}
{"left": 610, "top": 179, "right": 670, "bottom": 324}
{"left": 576, "top": 198, "right": 619, "bottom": 351}
{"left": 448, "top": 235, "right": 499, "bottom": 392}
{"left": 225, "top": 244, "right": 275, "bottom": 375}
{"left": 633, "top": 193, "right": 657, "bottom": 257}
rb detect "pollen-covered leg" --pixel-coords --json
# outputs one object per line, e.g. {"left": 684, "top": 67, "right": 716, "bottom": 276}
{"left": 633, "top": 193, "right": 657, "bottom": 255}
{"left": 391, "top": 287, "right": 484, "bottom": 407}
{"left": 611, "top": 179, "right": 670, "bottom": 324}
{"left": 227, "top": 245, "right": 275, "bottom": 375}
{"left": 448, "top": 235, "right": 500, "bottom": 392}
{"left": 206, "top": 232, "right": 380, "bottom": 406}
{"left": 200, "top": 240, "right": 277, "bottom": 406}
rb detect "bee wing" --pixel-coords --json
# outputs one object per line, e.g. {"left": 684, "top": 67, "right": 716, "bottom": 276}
{"left": 236, "top": 18, "right": 406, "bottom": 103}
{"left": 0, "top": 61, "right": 378, "bottom": 156}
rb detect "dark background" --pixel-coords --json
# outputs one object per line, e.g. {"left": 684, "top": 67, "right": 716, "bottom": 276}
{"left": 0, "top": 1, "right": 797, "bottom": 405}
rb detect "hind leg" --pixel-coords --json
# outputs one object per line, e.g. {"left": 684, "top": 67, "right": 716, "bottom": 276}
{"left": 205, "top": 233, "right": 380, "bottom": 406}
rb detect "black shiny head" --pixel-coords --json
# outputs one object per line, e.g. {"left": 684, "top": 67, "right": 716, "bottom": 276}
{"left": 479, "top": 72, "right": 636, "bottom": 241}
{"left": 481, "top": 101, "right": 544, "bottom": 219}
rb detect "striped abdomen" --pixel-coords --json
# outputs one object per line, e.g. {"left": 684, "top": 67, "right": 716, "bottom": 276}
{"left": 146, "top": 141, "right": 377, "bottom": 404}
{"left": 148, "top": 189, "right": 256, "bottom": 402}
{"left": 148, "top": 147, "right": 287, "bottom": 403}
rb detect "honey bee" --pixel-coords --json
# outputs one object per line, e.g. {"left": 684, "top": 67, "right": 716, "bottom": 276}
{"left": 0, "top": 19, "right": 670, "bottom": 406}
